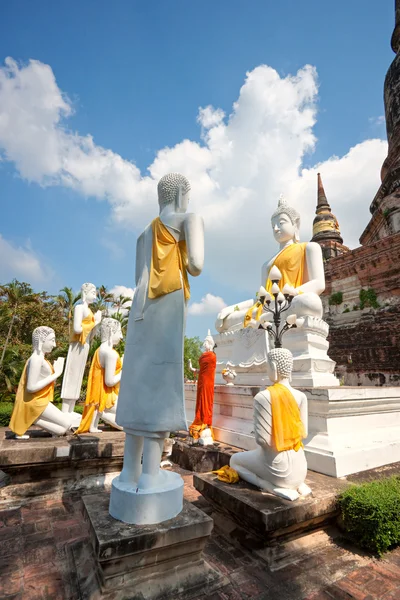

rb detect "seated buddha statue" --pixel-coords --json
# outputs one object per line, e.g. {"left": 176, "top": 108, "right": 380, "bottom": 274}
{"left": 230, "top": 348, "right": 311, "bottom": 501}
{"left": 215, "top": 196, "right": 325, "bottom": 333}
{"left": 76, "top": 318, "right": 123, "bottom": 434}
{"left": 9, "top": 326, "right": 74, "bottom": 438}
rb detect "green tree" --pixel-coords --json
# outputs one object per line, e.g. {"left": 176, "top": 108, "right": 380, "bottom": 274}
{"left": 56, "top": 286, "right": 81, "bottom": 336}
{"left": 184, "top": 336, "right": 202, "bottom": 380}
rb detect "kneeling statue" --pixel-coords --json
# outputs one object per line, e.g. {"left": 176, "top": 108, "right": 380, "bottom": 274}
{"left": 230, "top": 348, "right": 311, "bottom": 501}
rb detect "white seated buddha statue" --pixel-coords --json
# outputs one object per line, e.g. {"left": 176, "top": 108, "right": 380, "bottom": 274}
{"left": 61, "top": 282, "right": 101, "bottom": 424}
{"left": 216, "top": 196, "right": 325, "bottom": 333}
{"left": 9, "top": 327, "right": 74, "bottom": 438}
{"left": 76, "top": 317, "right": 123, "bottom": 434}
{"left": 230, "top": 347, "right": 311, "bottom": 501}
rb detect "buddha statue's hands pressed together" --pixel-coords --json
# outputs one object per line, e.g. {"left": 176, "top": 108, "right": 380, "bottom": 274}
{"left": 215, "top": 196, "right": 325, "bottom": 333}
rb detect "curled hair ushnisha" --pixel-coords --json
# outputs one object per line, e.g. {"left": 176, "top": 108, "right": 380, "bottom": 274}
{"left": 268, "top": 348, "right": 293, "bottom": 378}
{"left": 101, "top": 318, "right": 121, "bottom": 343}
{"left": 271, "top": 196, "right": 300, "bottom": 226}
{"left": 157, "top": 173, "right": 191, "bottom": 209}
{"left": 32, "top": 326, "right": 55, "bottom": 351}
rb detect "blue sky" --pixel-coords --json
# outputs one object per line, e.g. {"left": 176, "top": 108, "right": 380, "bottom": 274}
{"left": 0, "top": 0, "right": 392, "bottom": 338}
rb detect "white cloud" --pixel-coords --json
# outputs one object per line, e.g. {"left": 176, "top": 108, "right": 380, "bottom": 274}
{"left": 188, "top": 293, "right": 227, "bottom": 316}
{"left": 0, "top": 234, "right": 52, "bottom": 284}
{"left": 369, "top": 115, "right": 385, "bottom": 126}
{"left": 0, "top": 58, "right": 388, "bottom": 295}
{"left": 109, "top": 285, "right": 135, "bottom": 315}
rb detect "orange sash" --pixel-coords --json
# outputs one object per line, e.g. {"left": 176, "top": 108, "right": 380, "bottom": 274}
{"left": 269, "top": 382, "right": 305, "bottom": 452}
{"left": 148, "top": 217, "right": 190, "bottom": 301}
{"left": 70, "top": 309, "right": 96, "bottom": 345}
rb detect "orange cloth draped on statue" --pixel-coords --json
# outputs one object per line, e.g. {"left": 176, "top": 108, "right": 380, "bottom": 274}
{"left": 148, "top": 217, "right": 190, "bottom": 301}
{"left": 189, "top": 351, "right": 217, "bottom": 439}
{"left": 76, "top": 349, "right": 122, "bottom": 434}
{"left": 265, "top": 242, "right": 307, "bottom": 293}
{"left": 268, "top": 382, "right": 305, "bottom": 452}
{"left": 9, "top": 360, "right": 55, "bottom": 436}
{"left": 244, "top": 242, "right": 307, "bottom": 327}
{"left": 70, "top": 309, "right": 96, "bottom": 345}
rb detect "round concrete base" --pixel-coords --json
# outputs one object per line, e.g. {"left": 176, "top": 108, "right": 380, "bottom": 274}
{"left": 109, "top": 470, "right": 184, "bottom": 525}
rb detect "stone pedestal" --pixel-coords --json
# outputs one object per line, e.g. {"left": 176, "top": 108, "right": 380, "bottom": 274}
{"left": 214, "top": 317, "right": 339, "bottom": 388}
{"left": 185, "top": 384, "right": 400, "bottom": 477}
{"left": 110, "top": 470, "right": 184, "bottom": 525}
{"left": 193, "top": 471, "right": 347, "bottom": 549}
{"left": 83, "top": 492, "right": 224, "bottom": 598}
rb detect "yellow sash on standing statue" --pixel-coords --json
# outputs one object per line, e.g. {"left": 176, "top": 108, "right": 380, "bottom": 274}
{"left": 268, "top": 382, "right": 305, "bottom": 452}
{"left": 70, "top": 309, "right": 96, "bottom": 345}
{"left": 148, "top": 217, "right": 190, "bottom": 301}
{"left": 244, "top": 242, "right": 307, "bottom": 327}
{"left": 9, "top": 360, "right": 55, "bottom": 436}
{"left": 76, "top": 348, "right": 122, "bottom": 434}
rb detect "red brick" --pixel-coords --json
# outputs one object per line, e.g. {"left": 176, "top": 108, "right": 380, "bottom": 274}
{"left": 335, "top": 577, "right": 375, "bottom": 599}
{"left": 0, "top": 573, "right": 23, "bottom": 596}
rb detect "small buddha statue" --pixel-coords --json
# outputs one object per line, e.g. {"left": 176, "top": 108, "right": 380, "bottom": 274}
{"left": 76, "top": 318, "right": 123, "bottom": 434}
{"left": 189, "top": 330, "right": 217, "bottom": 442}
{"left": 9, "top": 327, "right": 74, "bottom": 438}
{"left": 61, "top": 282, "right": 101, "bottom": 424}
{"left": 110, "top": 173, "right": 204, "bottom": 525}
{"left": 216, "top": 196, "right": 325, "bottom": 333}
{"left": 230, "top": 348, "right": 311, "bottom": 501}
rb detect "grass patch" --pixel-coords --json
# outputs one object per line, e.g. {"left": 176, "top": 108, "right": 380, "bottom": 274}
{"left": 339, "top": 476, "right": 400, "bottom": 556}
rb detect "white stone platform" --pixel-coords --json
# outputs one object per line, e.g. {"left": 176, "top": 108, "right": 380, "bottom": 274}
{"left": 185, "top": 384, "right": 400, "bottom": 478}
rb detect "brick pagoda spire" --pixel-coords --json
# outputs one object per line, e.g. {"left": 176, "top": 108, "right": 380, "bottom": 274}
{"left": 311, "top": 173, "right": 349, "bottom": 261}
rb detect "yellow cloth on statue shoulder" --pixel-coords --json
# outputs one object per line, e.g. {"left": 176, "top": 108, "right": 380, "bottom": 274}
{"left": 212, "top": 465, "right": 240, "bottom": 484}
{"left": 244, "top": 242, "right": 307, "bottom": 328}
{"left": 70, "top": 309, "right": 96, "bottom": 345}
{"left": 269, "top": 382, "right": 305, "bottom": 452}
{"left": 148, "top": 217, "right": 190, "bottom": 301}
{"left": 76, "top": 348, "right": 122, "bottom": 434}
{"left": 9, "top": 360, "right": 55, "bottom": 436}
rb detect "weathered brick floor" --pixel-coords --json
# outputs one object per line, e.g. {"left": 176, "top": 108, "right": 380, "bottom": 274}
{"left": 1, "top": 470, "right": 400, "bottom": 599}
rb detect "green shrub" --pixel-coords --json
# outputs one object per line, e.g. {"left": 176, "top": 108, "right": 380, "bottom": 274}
{"left": 339, "top": 476, "right": 400, "bottom": 556}
{"left": 0, "top": 402, "right": 83, "bottom": 428}
{"left": 343, "top": 308, "right": 350, "bottom": 313}
{"left": 329, "top": 292, "right": 343, "bottom": 306}
{"left": 359, "top": 288, "right": 379, "bottom": 310}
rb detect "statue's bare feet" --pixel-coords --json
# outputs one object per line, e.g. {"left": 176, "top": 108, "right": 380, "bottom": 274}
{"left": 298, "top": 482, "right": 312, "bottom": 496}
{"left": 261, "top": 480, "right": 300, "bottom": 501}
{"left": 15, "top": 434, "right": 29, "bottom": 440}
{"left": 89, "top": 427, "right": 103, "bottom": 434}
{"left": 137, "top": 470, "right": 168, "bottom": 491}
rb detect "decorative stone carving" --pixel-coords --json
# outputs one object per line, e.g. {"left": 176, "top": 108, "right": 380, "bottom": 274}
{"left": 230, "top": 348, "right": 311, "bottom": 501}
{"left": 110, "top": 173, "right": 204, "bottom": 525}
{"left": 9, "top": 326, "right": 74, "bottom": 438}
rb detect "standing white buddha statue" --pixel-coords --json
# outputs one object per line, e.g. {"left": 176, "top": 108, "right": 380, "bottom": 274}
{"left": 9, "top": 327, "right": 74, "bottom": 438}
{"left": 76, "top": 317, "right": 123, "bottom": 434}
{"left": 214, "top": 196, "right": 339, "bottom": 387}
{"left": 230, "top": 348, "right": 311, "bottom": 501}
{"left": 110, "top": 173, "right": 204, "bottom": 525}
{"left": 61, "top": 283, "right": 101, "bottom": 423}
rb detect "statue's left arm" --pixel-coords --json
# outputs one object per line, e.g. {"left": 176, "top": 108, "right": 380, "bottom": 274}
{"left": 299, "top": 392, "right": 308, "bottom": 438}
{"left": 104, "top": 350, "right": 121, "bottom": 387}
{"left": 184, "top": 213, "right": 204, "bottom": 277}
{"left": 296, "top": 242, "right": 325, "bottom": 296}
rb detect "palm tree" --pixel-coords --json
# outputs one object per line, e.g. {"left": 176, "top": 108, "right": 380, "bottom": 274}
{"left": 0, "top": 280, "right": 38, "bottom": 370}
{"left": 57, "top": 287, "right": 81, "bottom": 336}
{"left": 112, "top": 294, "right": 132, "bottom": 316}
{"left": 92, "top": 285, "right": 114, "bottom": 315}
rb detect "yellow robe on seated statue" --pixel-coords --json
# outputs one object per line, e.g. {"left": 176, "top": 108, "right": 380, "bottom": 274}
{"left": 76, "top": 348, "right": 122, "bottom": 434}
{"left": 244, "top": 242, "right": 307, "bottom": 327}
{"left": 9, "top": 360, "right": 55, "bottom": 436}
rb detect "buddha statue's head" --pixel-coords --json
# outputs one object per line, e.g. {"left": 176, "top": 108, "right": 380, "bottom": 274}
{"left": 158, "top": 173, "right": 191, "bottom": 214}
{"left": 81, "top": 283, "right": 97, "bottom": 305}
{"left": 202, "top": 329, "right": 215, "bottom": 353}
{"left": 32, "top": 326, "right": 56, "bottom": 354}
{"left": 271, "top": 196, "right": 301, "bottom": 244}
{"left": 101, "top": 317, "right": 123, "bottom": 346}
{"left": 267, "top": 348, "right": 293, "bottom": 382}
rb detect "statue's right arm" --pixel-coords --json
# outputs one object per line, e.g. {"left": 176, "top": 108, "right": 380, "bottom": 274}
{"left": 73, "top": 305, "right": 84, "bottom": 335}
{"left": 135, "top": 233, "right": 145, "bottom": 287}
{"left": 26, "top": 355, "right": 59, "bottom": 393}
{"left": 184, "top": 213, "right": 204, "bottom": 277}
